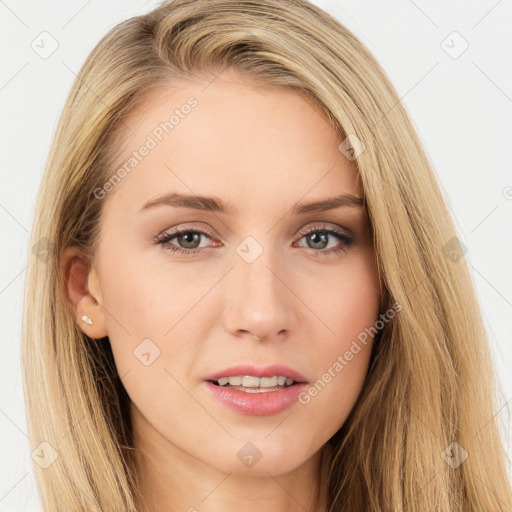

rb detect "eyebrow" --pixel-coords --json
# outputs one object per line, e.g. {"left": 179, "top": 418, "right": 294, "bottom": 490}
{"left": 139, "top": 192, "right": 365, "bottom": 215}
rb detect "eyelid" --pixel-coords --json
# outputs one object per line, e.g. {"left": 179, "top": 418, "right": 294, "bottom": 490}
{"left": 154, "top": 223, "right": 216, "bottom": 239}
{"left": 297, "top": 223, "right": 352, "bottom": 238}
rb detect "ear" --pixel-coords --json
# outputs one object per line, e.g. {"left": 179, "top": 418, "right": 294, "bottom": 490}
{"left": 61, "top": 245, "right": 109, "bottom": 340}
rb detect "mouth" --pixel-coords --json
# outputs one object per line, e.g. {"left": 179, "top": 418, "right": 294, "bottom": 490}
{"left": 203, "top": 369, "right": 309, "bottom": 416}
{"left": 203, "top": 364, "right": 308, "bottom": 394}
{"left": 208, "top": 375, "right": 298, "bottom": 393}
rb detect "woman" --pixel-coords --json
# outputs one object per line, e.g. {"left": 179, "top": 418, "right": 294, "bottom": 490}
{"left": 22, "top": 0, "right": 512, "bottom": 510}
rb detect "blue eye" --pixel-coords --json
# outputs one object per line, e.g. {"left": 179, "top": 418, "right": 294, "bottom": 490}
{"left": 296, "top": 225, "right": 354, "bottom": 256}
{"left": 154, "top": 223, "right": 354, "bottom": 257}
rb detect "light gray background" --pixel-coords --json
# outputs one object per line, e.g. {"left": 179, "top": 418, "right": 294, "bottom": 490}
{"left": 1, "top": 1, "right": 511, "bottom": 510}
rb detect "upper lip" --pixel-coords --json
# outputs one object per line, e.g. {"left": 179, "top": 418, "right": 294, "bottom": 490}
{"left": 204, "top": 364, "right": 308, "bottom": 383}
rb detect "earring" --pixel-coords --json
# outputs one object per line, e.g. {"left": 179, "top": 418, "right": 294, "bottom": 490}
{"left": 81, "top": 315, "right": 93, "bottom": 325}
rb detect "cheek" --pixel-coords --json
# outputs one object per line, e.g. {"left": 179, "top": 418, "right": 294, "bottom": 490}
{"left": 98, "top": 252, "right": 199, "bottom": 432}
{"left": 302, "top": 245, "right": 380, "bottom": 342}
{"left": 94, "top": 246, "right": 188, "bottom": 382}
{"left": 295, "top": 252, "right": 380, "bottom": 435}
{"left": 97, "top": 245, "right": 192, "bottom": 338}
{"left": 295, "top": 325, "right": 376, "bottom": 444}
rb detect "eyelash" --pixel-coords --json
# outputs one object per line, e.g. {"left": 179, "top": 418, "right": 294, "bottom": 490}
{"left": 153, "top": 223, "right": 354, "bottom": 258}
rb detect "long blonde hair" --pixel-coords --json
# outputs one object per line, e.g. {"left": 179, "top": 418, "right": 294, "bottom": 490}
{"left": 22, "top": 0, "right": 511, "bottom": 510}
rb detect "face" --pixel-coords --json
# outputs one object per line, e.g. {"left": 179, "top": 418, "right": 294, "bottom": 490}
{"left": 81, "top": 69, "right": 381, "bottom": 477}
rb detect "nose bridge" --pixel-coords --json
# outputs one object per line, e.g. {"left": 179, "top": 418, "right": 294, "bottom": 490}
{"left": 223, "top": 236, "right": 295, "bottom": 340}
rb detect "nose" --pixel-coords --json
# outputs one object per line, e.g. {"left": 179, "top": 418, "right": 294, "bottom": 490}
{"left": 223, "top": 247, "right": 297, "bottom": 342}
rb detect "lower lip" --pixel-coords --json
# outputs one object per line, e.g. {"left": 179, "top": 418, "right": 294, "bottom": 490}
{"left": 203, "top": 381, "right": 308, "bottom": 416}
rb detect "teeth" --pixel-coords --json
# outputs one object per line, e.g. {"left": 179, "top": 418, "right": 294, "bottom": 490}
{"left": 215, "top": 375, "right": 295, "bottom": 388}
{"left": 259, "top": 376, "right": 278, "bottom": 387}
{"left": 242, "top": 376, "right": 261, "bottom": 387}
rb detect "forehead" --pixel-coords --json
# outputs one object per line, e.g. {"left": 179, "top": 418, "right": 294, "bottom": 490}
{"left": 102, "top": 70, "right": 362, "bottom": 215}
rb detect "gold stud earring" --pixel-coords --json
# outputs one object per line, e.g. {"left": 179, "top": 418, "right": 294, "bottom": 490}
{"left": 81, "top": 315, "right": 93, "bottom": 325}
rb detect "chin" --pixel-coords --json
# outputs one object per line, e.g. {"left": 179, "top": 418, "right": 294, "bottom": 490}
{"left": 205, "top": 438, "right": 314, "bottom": 476}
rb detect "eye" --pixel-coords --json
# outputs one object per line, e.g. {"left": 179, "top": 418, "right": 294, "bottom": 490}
{"left": 294, "top": 223, "right": 354, "bottom": 257}
{"left": 153, "top": 225, "right": 218, "bottom": 256}
{"left": 153, "top": 223, "right": 354, "bottom": 257}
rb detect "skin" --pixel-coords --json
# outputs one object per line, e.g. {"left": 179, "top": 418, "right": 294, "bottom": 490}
{"left": 63, "top": 69, "right": 381, "bottom": 512}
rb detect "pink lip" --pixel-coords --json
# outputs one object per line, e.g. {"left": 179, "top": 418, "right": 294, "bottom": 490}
{"left": 203, "top": 381, "right": 308, "bottom": 416}
{"left": 203, "top": 364, "right": 308, "bottom": 383}
{"left": 202, "top": 364, "right": 309, "bottom": 416}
